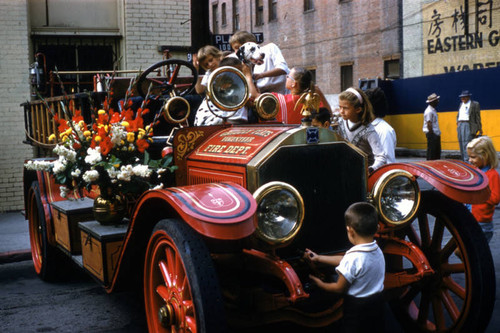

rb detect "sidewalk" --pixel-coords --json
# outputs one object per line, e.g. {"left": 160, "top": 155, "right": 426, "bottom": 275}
{"left": 0, "top": 211, "right": 30, "bottom": 263}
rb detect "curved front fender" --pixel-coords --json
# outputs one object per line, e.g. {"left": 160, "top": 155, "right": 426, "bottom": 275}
{"left": 133, "top": 182, "right": 257, "bottom": 240}
{"left": 369, "top": 160, "right": 490, "bottom": 204}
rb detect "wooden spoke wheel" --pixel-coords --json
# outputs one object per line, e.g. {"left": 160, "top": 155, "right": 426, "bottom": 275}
{"left": 137, "top": 59, "right": 197, "bottom": 99}
{"left": 144, "top": 219, "right": 227, "bottom": 333}
{"left": 389, "top": 191, "right": 495, "bottom": 332}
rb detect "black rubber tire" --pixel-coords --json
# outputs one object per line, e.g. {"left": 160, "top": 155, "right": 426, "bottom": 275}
{"left": 143, "top": 218, "right": 227, "bottom": 333}
{"left": 28, "top": 181, "right": 66, "bottom": 282}
{"left": 389, "top": 190, "right": 495, "bottom": 332}
{"left": 137, "top": 59, "right": 198, "bottom": 98}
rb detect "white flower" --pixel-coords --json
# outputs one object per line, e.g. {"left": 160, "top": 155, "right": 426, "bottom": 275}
{"left": 53, "top": 156, "right": 68, "bottom": 174}
{"left": 71, "top": 169, "right": 81, "bottom": 178}
{"left": 107, "top": 167, "right": 118, "bottom": 179}
{"left": 132, "top": 164, "right": 152, "bottom": 178}
{"left": 110, "top": 124, "right": 127, "bottom": 146}
{"left": 60, "top": 186, "right": 69, "bottom": 198}
{"left": 117, "top": 165, "right": 133, "bottom": 182}
{"left": 53, "top": 144, "right": 77, "bottom": 162}
{"left": 85, "top": 147, "right": 102, "bottom": 165}
{"left": 153, "top": 183, "right": 164, "bottom": 190}
{"left": 24, "top": 160, "right": 52, "bottom": 171}
{"left": 82, "top": 169, "right": 100, "bottom": 182}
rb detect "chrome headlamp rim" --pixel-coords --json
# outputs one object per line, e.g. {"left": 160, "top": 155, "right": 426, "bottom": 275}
{"left": 206, "top": 66, "right": 249, "bottom": 111}
{"left": 252, "top": 181, "right": 305, "bottom": 244}
{"left": 163, "top": 96, "right": 190, "bottom": 123}
{"left": 371, "top": 169, "right": 420, "bottom": 226}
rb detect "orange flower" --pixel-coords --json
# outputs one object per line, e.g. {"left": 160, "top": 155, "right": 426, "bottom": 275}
{"left": 99, "top": 136, "right": 113, "bottom": 156}
{"left": 72, "top": 109, "right": 84, "bottom": 123}
{"left": 110, "top": 111, "right": 121, "bottom": 124}
{"left": 136, "top": 138, "right": 149, "bottom": 153}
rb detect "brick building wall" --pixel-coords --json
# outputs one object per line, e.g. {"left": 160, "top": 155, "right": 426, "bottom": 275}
{"left": 123, "top": 0, "right": 191, "bottom": 69}
{"left": 209, "top": 0, "right": 401, "bottom": 95}
{"left": 0, "top": 0, "right": 32, "bottom": 212}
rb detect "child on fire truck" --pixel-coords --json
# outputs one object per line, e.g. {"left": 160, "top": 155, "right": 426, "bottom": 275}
{"left": 304, "top": 202, "right": 385, "bottom": 333}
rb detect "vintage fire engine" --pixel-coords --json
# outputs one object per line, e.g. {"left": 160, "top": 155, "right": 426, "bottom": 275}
{"left": 23, "top": 59, "right": 495, "bottom": 332}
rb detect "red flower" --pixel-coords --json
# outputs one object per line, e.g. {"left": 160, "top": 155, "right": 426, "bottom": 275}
{"left": 72, "top": 109, "right": 84, "bottom": 123}
{"left": 99, "top": 136, "right": 113, "bottom": 156}
{"left": 136, "top": 138, "right": 149, "bottom": 153}
{"left": 110, "top": 111, "right": 121, "bottom": 124}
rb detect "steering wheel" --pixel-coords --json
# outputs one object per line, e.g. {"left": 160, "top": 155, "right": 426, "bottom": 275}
{"left": 136, "top": 59, "right": 198, "bottom": 99}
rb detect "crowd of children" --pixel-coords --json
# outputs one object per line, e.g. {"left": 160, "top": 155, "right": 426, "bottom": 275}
{"left": 185, "top": 31, "right": 500, "bottom": 332}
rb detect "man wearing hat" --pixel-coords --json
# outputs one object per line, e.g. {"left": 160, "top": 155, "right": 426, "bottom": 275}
{"left": 423, "top": 93, "right": 441, "bottom": 160}
{"left": 457, "top": 90, "right": 482, "bottom": 161}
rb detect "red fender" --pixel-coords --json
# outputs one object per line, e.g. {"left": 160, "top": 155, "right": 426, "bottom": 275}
{"left": 369, "top": 160, "right": 490, "bottom": 204}
{"left": 133, "top": 182, "right": 257, "bottom": 240}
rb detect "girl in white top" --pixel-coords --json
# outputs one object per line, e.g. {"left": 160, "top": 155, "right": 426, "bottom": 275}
{"left": 193, "top": 45, "right": 223, "bottom": 95}
{"left": 336, "top": 87, "right": 387, "bottom": 171}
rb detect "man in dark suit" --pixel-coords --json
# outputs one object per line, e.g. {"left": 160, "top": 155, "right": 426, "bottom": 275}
{"left": 457, "top": 90, "right": 482, "bottom": 161}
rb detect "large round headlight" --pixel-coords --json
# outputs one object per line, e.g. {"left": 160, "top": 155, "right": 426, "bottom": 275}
{"left": 253, "top": 182, "right": 304, "bottom": 244}
{"left": 206, "top": 66, "right": 249, "bottom": 111}
{"left": 371, "top": 170, "right": 420, "bottom": 226}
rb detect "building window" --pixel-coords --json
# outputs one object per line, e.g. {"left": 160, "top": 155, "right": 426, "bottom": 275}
{"left": 256, "top": 0, "right": 264, "bottom": 26}
{"left": 269, "top": 0, "right": 277, "bottom": 21}
{"left": 222, "top": 3, "right": 227, "bottom": 26}
{"left": 384, "top": 59, "right": 400, "bottom": 79}
{"left": 33, "top": 37, "right": 117, "bottom": 96}
{"left": 212, "top": 3, "right": 219, "bottom": 34}
{"left": 304, "top": 0, "right": 314, "bottom": 12}
{"left": 233, "top": 0, "right": 240, "bottom": 31}
{"left": 341, "top": 64, "right": 353, "bottom": 91}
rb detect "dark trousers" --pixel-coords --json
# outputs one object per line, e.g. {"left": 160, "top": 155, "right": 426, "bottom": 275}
{"left": 426, "top": 132, "right": 441, "bottom": 160}
{"left": 342, "top": 293, "right": 385, "bottom": 333}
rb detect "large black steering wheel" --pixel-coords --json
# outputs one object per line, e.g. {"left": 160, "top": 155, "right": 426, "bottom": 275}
{"left": 136, "top": 59, "right": 198, "bottom": 99}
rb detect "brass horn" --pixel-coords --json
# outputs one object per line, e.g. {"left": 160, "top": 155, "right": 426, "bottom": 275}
{"left": 163, "top": 96, "right": 190, "bottom": 123}
{"left": 254, "top": 93, "right": 278, "bottom": 120}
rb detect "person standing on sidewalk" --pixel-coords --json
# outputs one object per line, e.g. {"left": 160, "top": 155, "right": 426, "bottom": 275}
{"left": 457, "top": 90, "right": 482, "bottom": 161}
{"left": 423, "top": 93, "right": 441, "bottom": 160}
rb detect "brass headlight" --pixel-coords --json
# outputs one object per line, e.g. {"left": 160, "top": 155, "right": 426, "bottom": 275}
{"left": 253, "top": 181, "right": 304, "bottom": 244}
{"left": 254, "top": 93, "right": 278, "bottom": 120}
{"left": 163, "top": 96, "right": 190, "bottom": 123}
{"left": 206, "top": 66, "right": 249, "bottom": 111}
{"left": 371, "top": 170, "right": 420, "bottom": 226}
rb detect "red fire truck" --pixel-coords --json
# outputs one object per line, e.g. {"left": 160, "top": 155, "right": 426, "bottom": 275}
{"left": 23, "top": 59, "right": 495, "bottom": 332}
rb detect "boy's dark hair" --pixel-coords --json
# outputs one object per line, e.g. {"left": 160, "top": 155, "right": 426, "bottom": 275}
{"left": 365, "top": 87, "right": 388, "bottom": 118}
{"left": 219, "top": 57, "right": 242, "bottom": 67}
{"left": 292, "top": 67, "right": 313, "bottom": 92}
{"left": 344, "top": 202, "right": 379, "bottom": 237}
{"left": 311, "top": 107, "right": 331, "bottom": 124}
{"left": 229, "top": 31, "right": 257, "bottom": 46}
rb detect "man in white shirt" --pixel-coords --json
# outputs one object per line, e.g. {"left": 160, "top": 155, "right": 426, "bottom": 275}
{"left": 457, "top": 90, "right": 482, "bottom": 161}
{"left": 366, "top": 87, "right": 397, "bottom": 163}
{"left": 423, "top": 93, "right": 441, "bottom": 160}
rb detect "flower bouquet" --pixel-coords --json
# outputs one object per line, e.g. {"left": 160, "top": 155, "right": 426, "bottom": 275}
{"left": 25, "top": 77, "right": 176, "bottom": 223}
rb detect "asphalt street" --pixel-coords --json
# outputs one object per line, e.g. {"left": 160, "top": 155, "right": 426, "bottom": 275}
{"left": 1, "top": 155, "right": 499, "bottom": 332}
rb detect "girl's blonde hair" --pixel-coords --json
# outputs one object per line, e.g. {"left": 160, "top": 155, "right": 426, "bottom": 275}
{"left": 467, "top": 136, "right": 499, "bottom": 169}
{"left": 197, "top": 45, "right": 222, "bottom": 67}
{"left": 338, "top": 87, "right": 374, "bottom": 125}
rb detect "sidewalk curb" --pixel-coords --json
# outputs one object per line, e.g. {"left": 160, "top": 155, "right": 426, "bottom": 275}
{"left": 0, "top": 249, "right": 31, "bottom": 264}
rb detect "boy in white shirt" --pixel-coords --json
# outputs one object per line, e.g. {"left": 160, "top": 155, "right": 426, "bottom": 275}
{"left": 229, "top": 31, "right": 289, "bottom": 94}
{"left": 304, "top": 202, "right": 385, "bottom": 332}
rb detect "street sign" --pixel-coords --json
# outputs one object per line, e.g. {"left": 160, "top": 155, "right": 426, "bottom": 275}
{"left": 213, "top": 33, "right": 264, "bottom": 52}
